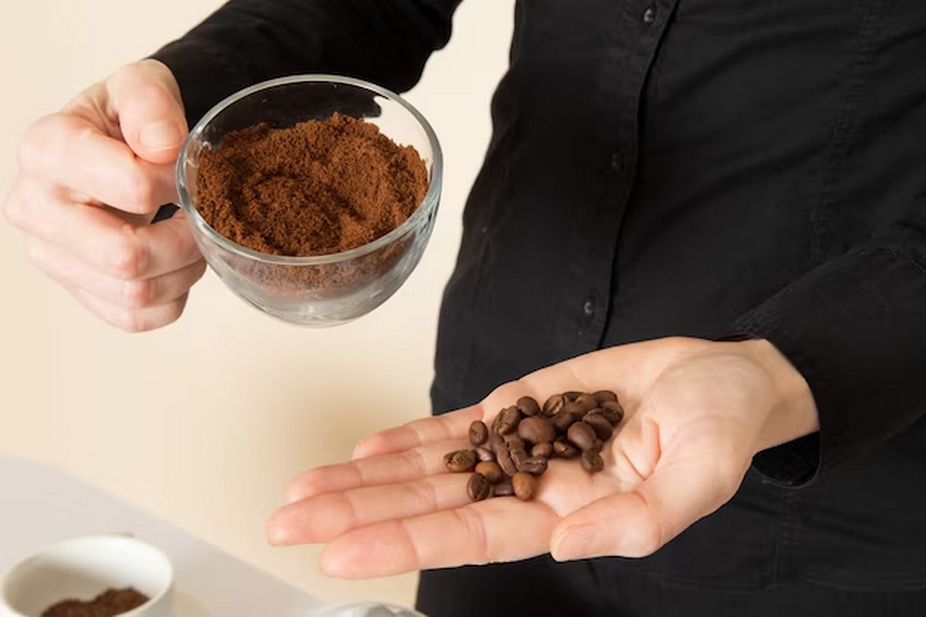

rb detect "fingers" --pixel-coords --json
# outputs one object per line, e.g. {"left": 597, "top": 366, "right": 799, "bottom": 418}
{"left": 71, "top": 287, "right": 191, "bottom": 333}
{"left": 352, "top": 406, "right": 484, "bottom": 460}
{"left": 270, "top": 472, "right": 473, "bottom": 546}
{"left": 10, "top": 182, "right": 201, "bottom": 281}
{"left": 285, "top": 437, "right": 470, "bottom": 504}
{"left": 319, "top": 498, "right": 560, "bottom": 579}
{"left": 18, "top": 114, "right": 178, "bottom": 215}
{"left": 106, "top": 59, "right": 187, "bottom": 164}
{"left": 351, "top": 339, "right": 709, "bottom": 461}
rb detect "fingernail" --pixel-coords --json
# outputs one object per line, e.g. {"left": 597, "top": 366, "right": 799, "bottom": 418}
{"left": 352, "top": 440, "right": 371, "bottom": 460}
{"left": 139, "top": 121, "right": 183, "bottom": 151}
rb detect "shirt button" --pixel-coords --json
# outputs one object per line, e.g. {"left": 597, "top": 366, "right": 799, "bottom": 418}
{"left": 583, "top": 298, "right": 596, "bottom": 317}
{"left": 643, "top": 5, "right": 657, "bottom": 24}
{"left": 610, "top": 151, "right": 624, "bottom": 174}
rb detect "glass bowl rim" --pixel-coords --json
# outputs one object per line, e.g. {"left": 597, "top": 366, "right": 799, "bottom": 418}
{"left": 176, "top": 74, "right": 443, "bottom": 266}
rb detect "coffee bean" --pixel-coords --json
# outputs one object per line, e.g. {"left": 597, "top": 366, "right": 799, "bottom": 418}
{"left": 491, "top": 432, "right": 518, "bottom": 476}
{"left": 581, "top": 447, "right": 605, "bottom": 473}
{"left": 520, "top": 456, "right": 548, "bottom": 476}
{"left": 444, "top": 449, "right": 477, "bottom": 473}
{"left": 531, "top": 442, "right": 554, "bottom": 458}
{"left": 563, "top": 391, "right": 584, "bottom": 402}
{"left": 516, "top": 396, "right": 541, "bottom": 417}
{"left": 542, "top": 394, "right": 565, "bottom": 416}
{"left": 583, "top": 411, "right": 613, "bottom": 441}
{"left": 493, "top": 478, "right": 515, "bottom": 497}
{"left": 574, "top": 393, "right": 599, "bottom": 412}
{"left": 469, "top": 420, "right": 489, "bottom": 446}
{"left": 467, "top": 473, "right": 492, "bottom": 501}
{"left": 593, "top": 390, "right": 618, "bottom": 405}
{"left": 495, "top": 406, "right": 522, "bottom": 435}
{"left": 601, "top": 400, "right": 625, "bottom": 425}
{"left": 512, "top": 472, "right": 539, "bottom": 501}
{"left": 567, "top": 422, "right": 598, "bottom": 451}
{"left": 517, "top": 416, "right": 557, "bottom": 445}
{"left": 509, "top": 440, "right": 530, "bottom": 471}
{"left": 552, "top": 409, "right": 581, "bottom": 433}
{"left": 475, "top": 461, "right": 503, "bottom": 483}
{"left": 475, "top": 446, "right": 496, "bottom": 462}
{"left": 553, "top": 441, "right": 580, "bottom": 459}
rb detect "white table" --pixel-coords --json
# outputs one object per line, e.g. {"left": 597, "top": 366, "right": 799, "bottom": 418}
{"left": 0, "top": 458, "right": 326, "bottom": 616}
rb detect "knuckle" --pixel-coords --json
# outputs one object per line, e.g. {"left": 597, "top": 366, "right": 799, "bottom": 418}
{"left": 121, "top": 169, "right": 158, "bottom": 211}
{"left": 629, "top": 521, "right": 664, "bottom": 558}
{"left": 3, "top": 195, "right": 25, "bottom": 228}
{"left": 106, "top": 225, "right": 146, "bottom": 280}
{"left": 114, "top": 308, "right": 146, "bottom": 334}
{"left": 121, "top": 278, "right": 154, "bottom": 309}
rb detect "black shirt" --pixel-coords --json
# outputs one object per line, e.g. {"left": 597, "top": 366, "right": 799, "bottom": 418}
{"left": 155, "top": 0, "right": 926, "bottom": 592}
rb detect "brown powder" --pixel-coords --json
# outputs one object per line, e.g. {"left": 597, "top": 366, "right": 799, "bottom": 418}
{"left": 195, "top": 112, "right": 429, "bottom": 257}
{"left": 41, "top": 588, "right": 149, "bottom": 617}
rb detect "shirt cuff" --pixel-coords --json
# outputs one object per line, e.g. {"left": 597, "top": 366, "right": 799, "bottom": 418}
{"left": 721, "top": 247, "right": 926, "bottom": 487}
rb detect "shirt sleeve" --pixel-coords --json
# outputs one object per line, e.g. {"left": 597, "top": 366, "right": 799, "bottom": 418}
{"left": 727, "top": 201, "right": 926, "bottom": 486}
{"left": 151, "top": 0, "right": 463, "bottom": 127}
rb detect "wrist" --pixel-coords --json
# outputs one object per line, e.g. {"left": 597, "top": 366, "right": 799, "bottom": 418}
{"left": 736, "top": 338, "right": 819, "bottom": 452}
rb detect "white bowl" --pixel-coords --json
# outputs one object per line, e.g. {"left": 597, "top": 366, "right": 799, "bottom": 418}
{"left": 0, "top": 536, "right": 173, "bottom": 617}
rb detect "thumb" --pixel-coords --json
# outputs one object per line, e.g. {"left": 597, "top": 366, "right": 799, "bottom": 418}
{"left": 549, "top": 418, "right": 744, "bottom": 561}
{"left": 108, "top": 59, "right": 188, "bottom": 164}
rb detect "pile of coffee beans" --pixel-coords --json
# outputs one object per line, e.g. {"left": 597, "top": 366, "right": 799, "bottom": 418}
{"left": 443, "top": 390, "right": 624, "bottom": 501}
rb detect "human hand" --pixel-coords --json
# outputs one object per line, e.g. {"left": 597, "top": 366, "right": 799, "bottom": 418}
{"left": 3, "top": 59, "right": 205, "bottom": 332}
{"left": 267, "top": 337, "right": 818, "bottom": 578}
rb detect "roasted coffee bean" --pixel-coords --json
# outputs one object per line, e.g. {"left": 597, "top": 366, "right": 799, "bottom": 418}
{"left": 469, "top": 420, "right": 489, "bottom": 446}
{"left": 574, "top": 393, "right": 599, "bottom": 412}
{"left": 542, "top": 394, "right": 566, "bottom": 416}
{"left": 563, "top": 391, "right": 584, "bottom": 402}
{"left": 601, "top": 400, "right": 625, "bottom": 425}
{"left": 516, "top": 396, "right": 541, "bottom": 417}
{"left": 491, "top": 432, "right": 518, "bottom": 476}
{"left": 581, "top": 447, "right": 605, "bottom": 473}
{"left": 517, "top": 416, "right": 557, "bottom": 445}
{"left": 495, "top": 406, "right": 522, "bottom": 435}
{"left": 531, "top": 442, "right": 554, "bottom": 458}
{"left": 520, "top": 456, "right": 548, "bottom": 476}
{"left": 553, "top": 441, "right": 580, "bottom": 459}
{"left": 593, "top": 390, "right": 618, "bottom": 405}
{"left": 552, "top": 409, "right": 581, "bottom": 433}
{"left": 444, "top": 449, "right": 477, "bottom": 473}
{"left": 475, "top": 446, "right": 496, "bottom": 462}
{"left": 493, "top": 478, "right": 515, "bottom": 497}
{"left": 509, "top": 441, "right": 530, "bottom": 471}
{"left": 475, "top": 460, "right": 503, "bottom": 483}
{"left": 567, "top": 421, "right": 599, "bottom": 451}
{"left": 583, "top": 411, "right": 614, "bottom": 441}
{"left": 512, "top": 472, "right": 539, "bottom": 501}
{"left": 467, "top": 473, "right": 492, "bottom": 501}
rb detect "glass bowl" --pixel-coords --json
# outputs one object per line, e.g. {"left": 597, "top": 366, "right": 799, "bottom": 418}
{"left": 177, "top": 75, "right": 443, "bottom": 326}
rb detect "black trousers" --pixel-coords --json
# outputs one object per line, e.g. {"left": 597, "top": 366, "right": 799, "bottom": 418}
{"left": 416, "top": 557, "right": 926, "bottom": 617}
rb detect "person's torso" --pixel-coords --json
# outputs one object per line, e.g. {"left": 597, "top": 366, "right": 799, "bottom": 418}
{"left": 432, "top": 0, "right": 926, "bottom": 591}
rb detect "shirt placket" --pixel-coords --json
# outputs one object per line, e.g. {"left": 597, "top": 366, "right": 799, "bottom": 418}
{"left": 553, "top": 0, "right": 679, "bottom": 354}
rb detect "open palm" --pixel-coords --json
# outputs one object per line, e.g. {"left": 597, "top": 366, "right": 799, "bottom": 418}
{"left": 267, "top": 337, "right": 816, "bottom": 578}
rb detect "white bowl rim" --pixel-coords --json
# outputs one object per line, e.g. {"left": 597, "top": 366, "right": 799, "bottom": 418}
{"left": 176, "top": 74, "right": 444, "bottom": 266}
{"left": 0, "top": 534, "right": 174, "bottom": 617}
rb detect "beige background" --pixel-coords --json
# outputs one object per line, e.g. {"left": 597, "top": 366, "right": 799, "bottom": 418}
{"left": 0, "top": 0, "right": 513, "bottom": 608}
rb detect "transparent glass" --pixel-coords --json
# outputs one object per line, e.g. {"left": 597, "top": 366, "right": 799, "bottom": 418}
{"left": 177, "top": 75, "right": 443, "bottom": 326}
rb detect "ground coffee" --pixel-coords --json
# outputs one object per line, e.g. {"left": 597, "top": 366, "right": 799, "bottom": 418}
{"left": 444, "top": 390, "right": 625, "bottom": 501}
{"left": 195, "top": 112, "right": 429, "bottom": 257}
{"left": 41, "top": 588, "right": 149, "bottom": 617}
